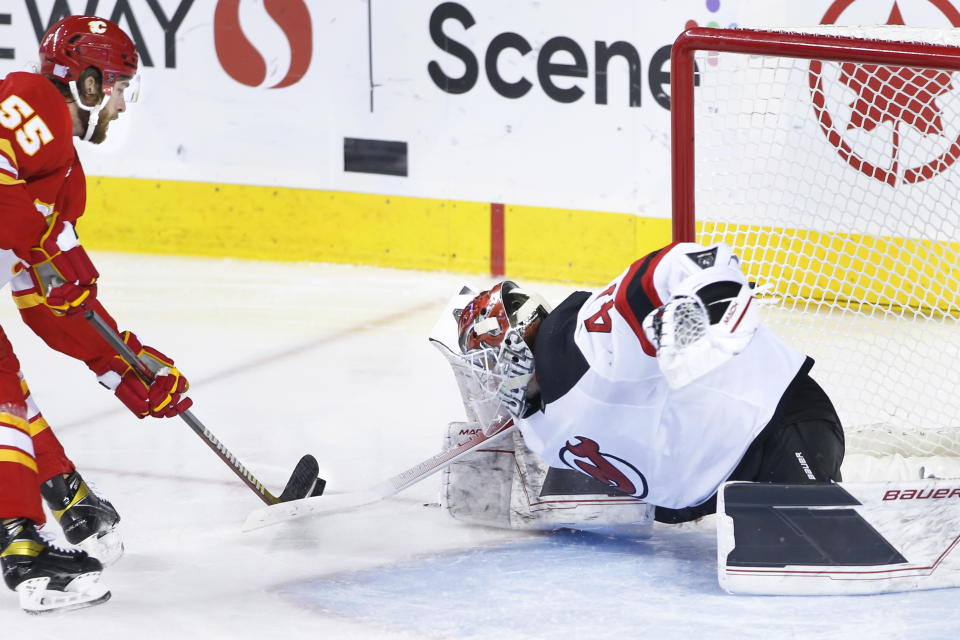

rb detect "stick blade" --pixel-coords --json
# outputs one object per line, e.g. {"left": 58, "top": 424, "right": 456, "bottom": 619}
{"left": 278, "top": 455, "right": 325, "bottom": 502}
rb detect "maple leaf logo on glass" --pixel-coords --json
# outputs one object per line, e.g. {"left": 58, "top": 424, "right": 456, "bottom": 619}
{"left": 810, "top": 0, "right": 960, "bottom": 186}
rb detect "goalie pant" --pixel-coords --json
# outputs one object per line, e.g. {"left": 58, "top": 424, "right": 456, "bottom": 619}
{"left": 655, "top": 361, "right": 844, "bottom": 523}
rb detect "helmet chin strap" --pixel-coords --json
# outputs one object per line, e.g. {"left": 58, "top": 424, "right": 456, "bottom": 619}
{"left": 68, "top": 81, "right": 108, "bottom": 141}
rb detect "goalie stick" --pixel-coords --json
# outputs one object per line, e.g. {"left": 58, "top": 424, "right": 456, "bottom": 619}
{"left": 717, "top": 478, "right": 960, "bottom": 595}
{"left": 85, "top": 310, "right": 325, "bottom": 505}
{"left": 242, "top": 419, "right": 517, "bottom": 531}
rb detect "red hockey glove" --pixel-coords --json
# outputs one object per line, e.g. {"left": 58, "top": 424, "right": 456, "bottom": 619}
{"left": 96, "top": 331, "right": 193, "bottom": 419}
{"left": 17, "top": 218, "right": 98, "bottom": 316}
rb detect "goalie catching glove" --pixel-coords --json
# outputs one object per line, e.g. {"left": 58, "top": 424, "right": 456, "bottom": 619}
{"left": 16, "top": 217, "right": 98, "bottom": 316}
{"left": 94, "top": 332, "right": 192, "bottom": 418}
{"left": 642, "top": 259, "right": 760, "bottom": 389}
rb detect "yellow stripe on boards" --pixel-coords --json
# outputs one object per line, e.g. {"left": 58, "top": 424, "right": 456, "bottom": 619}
{"left": 81, "top": 176, "right": 960, "bottom": 312}
{"left": 79, "top": 176, "right": 678, "bottom": 285}
{"left": 505, "top": 204, "right": 672, "bottom": 284}
{"left": 700, "top": 223, "right": 960, "bottom": 316}
{"left": 82, "top": 178, "right": 490, "bottom": 273}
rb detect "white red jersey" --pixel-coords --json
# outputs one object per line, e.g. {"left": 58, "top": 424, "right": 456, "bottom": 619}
{"left": 518, "top": 242, "right": 807, "bottom": 509}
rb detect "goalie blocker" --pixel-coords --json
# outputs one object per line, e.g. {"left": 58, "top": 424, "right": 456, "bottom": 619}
{"left": 718, "top": 479, "right": 960, "bottom": 595}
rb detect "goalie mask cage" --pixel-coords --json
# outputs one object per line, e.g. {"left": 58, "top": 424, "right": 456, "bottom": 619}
{"left": 671, "top": 26, "right": 960, "bottom": 460}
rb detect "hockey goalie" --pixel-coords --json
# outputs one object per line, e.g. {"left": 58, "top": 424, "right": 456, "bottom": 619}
{"left": 431, "top": 241, "right": 845, "bottom": 537}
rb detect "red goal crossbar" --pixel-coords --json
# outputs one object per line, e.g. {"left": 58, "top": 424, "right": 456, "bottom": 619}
{"left": 669, "top": 27, "right": 960, "bottom": 243}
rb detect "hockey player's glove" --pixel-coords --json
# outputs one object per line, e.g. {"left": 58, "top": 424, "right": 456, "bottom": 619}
{"left": 17, "top": 217, "right": 98, "bottom": 316}
{"left": 95, "top": 331, "right": 193, "bottom": 419}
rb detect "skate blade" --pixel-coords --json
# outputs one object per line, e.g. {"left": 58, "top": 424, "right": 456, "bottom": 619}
{"left": 78, "top": 528, "right": 124, "bottom": 566}
{"left": 18, "top": 573, "right": 111, "bottom": 614}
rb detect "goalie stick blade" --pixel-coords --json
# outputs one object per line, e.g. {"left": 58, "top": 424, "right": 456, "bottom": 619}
{"left": 242, "top": 487, "right": 389, "bottom": 532}
{"left": 277, "top": 455, "right": 325, "bottom": 503}
{"left": 717, "top": 479, "right": 960, "bottom": 595}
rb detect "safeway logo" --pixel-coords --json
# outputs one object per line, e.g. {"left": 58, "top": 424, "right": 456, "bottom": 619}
{"left": 810, "top": 0, "right": 960, "bottom": 185}
{"left": 214, "top": 0, "right": 313, "bottom": 89}
{"left": 558, "top": 436, "right": 648, "bottom": 499}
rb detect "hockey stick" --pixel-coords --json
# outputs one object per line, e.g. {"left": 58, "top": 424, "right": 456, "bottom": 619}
{"left": 84, "top": 309, "right": 325, "bottom": 505}
{"left": 242, "top": 419, "right": 517, "bottom": 531}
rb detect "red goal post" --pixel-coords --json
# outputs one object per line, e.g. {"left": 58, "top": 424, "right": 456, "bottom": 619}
{"left": 669, "top": 27, "right": 960, "bottom": 464}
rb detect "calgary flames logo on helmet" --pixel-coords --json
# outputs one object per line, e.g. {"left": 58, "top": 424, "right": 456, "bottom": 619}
{"left": 39, "top": 15, "right": 139, "bottom": 88}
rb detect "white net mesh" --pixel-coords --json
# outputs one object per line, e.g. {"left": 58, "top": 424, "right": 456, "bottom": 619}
{"left": 689, "top": 26, "right": 960, "bottom": 458}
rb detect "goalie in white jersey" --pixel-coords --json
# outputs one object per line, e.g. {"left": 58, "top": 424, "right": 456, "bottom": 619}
{"left": 431, "top": 241, "right": 844, "bottom": 531}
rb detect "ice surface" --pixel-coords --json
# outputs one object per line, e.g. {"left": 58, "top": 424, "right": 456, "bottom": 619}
{"left": 1, "top": 253, "right": 957, "bottom": 639}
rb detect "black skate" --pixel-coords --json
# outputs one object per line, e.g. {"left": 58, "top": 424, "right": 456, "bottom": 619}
{"left": 1, "top": 518, "right": 110, "bottom": 614}
{"left": 42, "top": 472, "right": 123, "bottom": 565}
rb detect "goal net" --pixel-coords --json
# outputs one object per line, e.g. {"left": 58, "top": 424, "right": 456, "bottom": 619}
{"left": 671, "top": 26, "right": 960, "bottom": 472}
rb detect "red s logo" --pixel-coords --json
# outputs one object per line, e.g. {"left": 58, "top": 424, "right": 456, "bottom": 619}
{"left": 214, "top": 0, "right": 313, "bottom": 88}
{"left": 559, "top": 436, "right": 648, "bottom": 499}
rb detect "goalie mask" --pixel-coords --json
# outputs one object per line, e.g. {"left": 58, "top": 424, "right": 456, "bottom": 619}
{"left": 430, "top": 282, "right": 552, "bottom": 433}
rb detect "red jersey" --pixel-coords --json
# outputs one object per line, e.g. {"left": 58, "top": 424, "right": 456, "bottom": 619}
{"left": 0, "top": 72, "right": 85, "bottom": 256}
{"left": 0, "top": 72, "right": 118, "bottom": 374}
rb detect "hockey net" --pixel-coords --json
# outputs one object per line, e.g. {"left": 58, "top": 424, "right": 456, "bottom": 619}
{"left": 671, "top": 26, "right": 960, "bottom": 473}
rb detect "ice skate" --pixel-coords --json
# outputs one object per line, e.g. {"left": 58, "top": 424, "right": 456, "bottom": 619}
{"left": 42, "top": 472, "right": 123, "bottom": 565}
{"left": 1, "top": 518, "right": 110, "bottom": 614}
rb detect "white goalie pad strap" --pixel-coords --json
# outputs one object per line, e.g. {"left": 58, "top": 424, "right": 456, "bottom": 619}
{"left": 441, "top": 422, "right": 653, "bottom": 535}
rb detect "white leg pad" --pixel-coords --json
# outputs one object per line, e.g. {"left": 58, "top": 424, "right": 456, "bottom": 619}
{"left": 441, "top": 422, "right": 515, "bottom": 528}
{"left": 441, "top": 422, "right": 654, "bottom": 536}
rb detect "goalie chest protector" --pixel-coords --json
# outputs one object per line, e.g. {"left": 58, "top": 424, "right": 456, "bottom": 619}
{"left": 518, "top": 244, "right": 807, "bottom": 510}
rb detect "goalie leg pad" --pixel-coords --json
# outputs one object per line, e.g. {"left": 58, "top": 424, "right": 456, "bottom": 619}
{"left": 441, "top": 422, "right": 515, "bottom": 528}
{"left": 440, "top": 423, "right": 653, "bottom": 535}
{"left": 511, "top": 434, "right": 653, "bottom": 536}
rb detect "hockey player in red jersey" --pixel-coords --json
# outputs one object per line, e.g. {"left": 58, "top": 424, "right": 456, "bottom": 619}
{"left": 0, "top": 16, "right": 191, "bottom": 613}
{"left": 432, "top": 241, "right": 844, "bottom": 532}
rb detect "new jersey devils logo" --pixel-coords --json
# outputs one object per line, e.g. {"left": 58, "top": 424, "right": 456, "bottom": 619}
{"left": 810, "top": 0, "right": 960, "bottom": 186}
{"left": 214, "top": 0, "right": 313, "bottom": 88}
{"left": 559, "top": 437, "right": 648, "bottom": 499}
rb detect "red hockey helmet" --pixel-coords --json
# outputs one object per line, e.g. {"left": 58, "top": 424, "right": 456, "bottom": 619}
{"left": 39, "top": 16, "right": 139, "bottom": 94}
